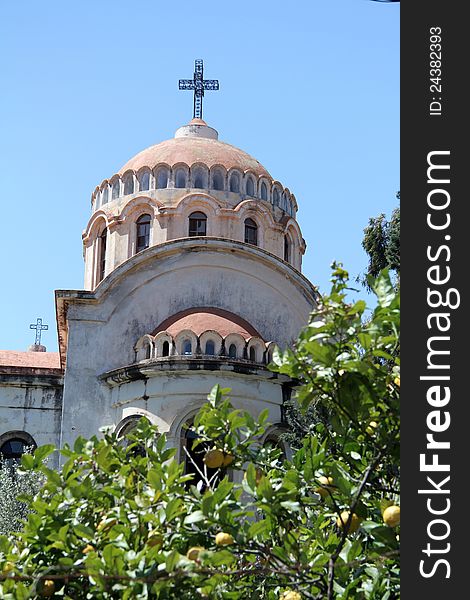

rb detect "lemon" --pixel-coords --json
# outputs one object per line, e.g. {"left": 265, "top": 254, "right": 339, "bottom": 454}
{"left": 383, "top": 505, "right": 400, "bottom": 527}
{"left": 1, "top": 561, "right": 14, "bottom": 576}
{"left": 215, "top": 532, "right": 234, "bottom": 546}
{"left": 186, "top": 546, "right": 205, "bottom": 561}
{"left": 366, "top": 421, "right": 378, "bottom": 435}
{"left": 38, "top": 579, "right": 56, "bottom": 597}
{"left": 203, "top": 449, "right": 225, "bottom": 469}
{"left": 336, "top": 511, "right": 361, "bottom": 533}
{"left": 315, "top": 476, "right": 334, "bottom": 499}
{"left": 394, "top": 377, "right": 400, "bottom": 387}
{"left": 82, "top": 544, "right": 95, "bottom": 554}
{"left": 222, "top": 453, "right": 234, "bottom": 467}
{"left": 281, "top": 591, "right": 302, "bottom": 600}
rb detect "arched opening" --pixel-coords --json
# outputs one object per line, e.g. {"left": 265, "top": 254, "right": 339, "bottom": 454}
{"left": 249, "top": 346, "right": 257, "bottom": 362}
{"left": 112, "top": 179, "right": 120, "bottom": 200}
{"left": 193, "top": 169, "right": 205, "bottom": 189}
{"left": 162, "top": 340, "right": 170, "bottom": 357}
{"left": 244, "top": 218, "right": 258, "bottom": 246}
{"left": 183, "top": 423, "right": 226, "bottom": 490}
{"left": 0, "top": 432, "right": 36, "bottom": 465}
{"left": 183, "top": 339, "right": 192, "bottom": 355}
{"left": 123, "top": 173, "right": 134, "bottom": 195}
{"left": 205, "top": 340, "right": 215, "bottom": 356}
{"left": 212, "top": 171, "right": 224, "bottom": 191}
{"left": 139, "top": 171, "right": 150, "bottom": 191}
{"left": 228, "top": 343, "right": 237, "bottom": 358}
{"left": 101, "top": 185, "right": 109, "bottom": 205}
{"left": 273, "top": 188, "right": 280, "bottom": 206}
{"left": 246, "top": 177, "right": 254, "bottom": 197}
{"left": 136, "top": 214, "right": 151, "bottom": 253}
{"left": 145, "top": 343, "right": 151, "bottom": 359}
{"left": 188, "top": 211, "right": 207, "bottom": 236}
{"left": 98, "top": 227, "right": 107, "bottom": 283}
{"left": 284, "top": 236, "right": 291, "bottom": 263}
{"left": 229, "top": 173, "right": 240, "bottom": 193}
{"left": 261, "top": 182, "right": 267, "bottom": 201}
{"left": 156, "top": 169, "right": 168, "bottom": 189}
{"left": 175, "top": 170, "right": 186, "bottom": 189}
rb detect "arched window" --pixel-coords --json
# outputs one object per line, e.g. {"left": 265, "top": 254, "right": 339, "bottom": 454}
{"left": 0, "top": 432, "right": 36, "bottom": 465}
{"left": 98, "top": 228, "right": 107, "bottom": 283}
{"left": 193, "top": 169, "right": 205, "bottom": 189}
{"left": 156, "top": 169, "right": 168, "bottom": 189}
{"left": 139, "top": 171, "right": 150, "bottom": 191}
{"left": 188, "top": 212, "right": 207, "bottom": 236}
{"left": 229, "top": 173, "right": 240, "bottom": 193}
{"left": 244, "top": 218, "right": 258, "bottom": 246}
{"left": 205, "top": 340, "right": 215, "bottom": 356}
{"left": 184, "top": 425, "right": 222, "bottom": 490}
{"left": 228, "top": 343, "right": 237, "bottom": 358}
{"left": 273, "top": 188, "right": 280, "bottom": 206}
{"left": 162, "top": 341, "right": 170, "bottom": 357}
{"left": 145, "top": 343, "right": 151, "bottom": 359}
{"left": 175, "top": 170, "right": 186, "bottom": 189}
{"left": 183, "top": 340, "right": 192, "bottom": 355}
{"left": 246, "top": 177, "right": 254, "bottom": 197}
{"left": 112, "top": 179, "right": 120, "bottom": 200}
{"left": 123, "top": 173, "right": 134, "bottom": 195}
{"left": 249, "top": 346, "right": 257, "bottom": 362}
{"left": 284, "top": 236, "right": 291, "bottom": 263}
{"left": 261, "top": 182, "right": 267, "bottom": 201}
{"left": 102, "top": 185, "right": 109, "bottom": 205}
{"left": 136, "top": 214, "right": 151, "bottom": 253}
{"left": 212, "top": 171, "right": 224, "bottom": 191}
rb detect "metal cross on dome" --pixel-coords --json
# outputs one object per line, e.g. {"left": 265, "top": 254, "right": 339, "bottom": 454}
{"left": 29, "top": 318, "right": 48, "bottom": 346}
{"left": 179, "top": 59, "right": 219, "bottom": 120}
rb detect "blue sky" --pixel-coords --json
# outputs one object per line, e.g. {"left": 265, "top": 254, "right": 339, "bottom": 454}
{"left": 0, "top": 0, "right": 399, "bottom": 352}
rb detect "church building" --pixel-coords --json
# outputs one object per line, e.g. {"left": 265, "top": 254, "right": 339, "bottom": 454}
{"left": 0, "top": 62, "right": 318, "bottom": 468}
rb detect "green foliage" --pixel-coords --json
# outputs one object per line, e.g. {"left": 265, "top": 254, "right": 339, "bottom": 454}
{"left": 0, "top": 267, "right": 399, "bottom": 599}
{"left": 360, "top": 202, "right": 400, "bottom": 290}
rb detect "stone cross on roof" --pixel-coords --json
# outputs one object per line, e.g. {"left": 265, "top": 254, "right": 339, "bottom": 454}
{"left": 179, "top": 59, "right": 219, "bottom": 120}
{"left": 30, "top": 318, "right": 48, "bottom": 346}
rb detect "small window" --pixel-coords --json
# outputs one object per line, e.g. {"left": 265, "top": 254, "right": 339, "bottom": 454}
{"left": 284, "top": 236, "right": 291, "bottom": 263}
{"left": 273, "top": 188, "right": 280, "bottom": 205}
{"left": 249, "top": 346, "right": 257, "bottom": 362}
{"left": 0, "top": 437, "right": 35, "bottom": 464}
{"left": 212, "top": 171, "right": 224, "bottom": 191}
{"left": 228, "top": 343, "right": 237, "bottom": 358}
{"left": 261, "top": 182, "right": 267, "bottom": 201}
{"left": 112, "top": 179, "right": 120, "bottom": 200}
{"left": 229, "top": 173, "right": 240, "bottom": 193}
{"left": 244, "top": 218, "right": 258, "bottom": 246}
{"left": 136, "top": 214, "right": 151, "bottom": 253}
{"left": 193, "top": 170, "right": 205, "bottom": 189}
{"left": 145, "top": 343, "right": 151, "bottom": 359}
{"left": 98, "top": 228, "right": 107, "bottom": 283}
{"left": 102, "top": 185, "right": 109, "bottom": 205}
{"left": 205, "top": 340, "right": 215, "bottom": 355}
{"left": 139, "top": 171, "right": 150, "bottom": 191}
{"left": 188, "top": 212, "right": 207, "bottom": 236}
{"left": 162, "top": 341, "right": 170, "bottom": 357}
{"left": 123, "top": 174, "right": 134, "bottom": 195}
{"left": 156, "top": 169, "right": 168, "bottom": 189}
{"left": 246, "top": 177, "right": 254, "bottom": 197}
{"left": 176, "top": 170, "right": 186, "bottom": 189}
{"left": 183, "top": 340, "right": 192, "bottom": 355}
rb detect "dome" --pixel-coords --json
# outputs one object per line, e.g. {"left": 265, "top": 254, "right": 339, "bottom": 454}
{"left": 153, "top": 308, "right": 262, "bottom": 340}
{"left": 119, "top": 119, "right": 271, "bottom": 179}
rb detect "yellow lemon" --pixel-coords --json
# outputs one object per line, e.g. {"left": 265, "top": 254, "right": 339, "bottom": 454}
{"left": 203, "top": 449, "right": 225, "bottom": 469}
{"left": 336, "top": 511, "right": 361, "bottom": 533}
{"left": 394, "top": 377, "right": 400, "bottom": 387}
{"left": 366, "top": 421, "right": 378, "bottom": 435}
{"left": 186, "top": 546, "right": 205, "bottom": 561}
{"left": 215, "top": 532, "right": 234, "bottom": 546}
{"left": 82, "top": 544, "right": 95, "bottom": 554}
{"left": 281, "top": 591, "right": 302, "bottom": 600}
{"left": 315, "top": 476, "right": 334, "bottom": 499}
{"left": 383, "top": 505, "right": 400, "bottom": 528}
{"left": 1, "top": 561, "right": 14, "bottom": 576}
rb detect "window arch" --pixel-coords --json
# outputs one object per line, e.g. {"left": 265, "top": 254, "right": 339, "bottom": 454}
{"left": 273, "top": 188, "right": 280, "bottom": 206}
{"left": 246, "top": 177, "right": 254, "bottom": 197}
{"left": 284, "top": 235, "right": 291, "bottom": 263}
{"left": 0, "top": 431, "right": 36, "bottom": 464}
{"left": 162, "top": 340, "right": 170, "bottom": 357}
{"left": 111, "top": 178, "right": 120, "bottom": 200}
{"left": 192, "top": 168, "right": 206, "bottom": 189}
{"left": 228, "top": 343, "right": 237, "bottom": 358}
{"left": 183, "top": 339, "right": 192, "bottom": 355}
{"left": 249, "top": 346, "right": 257, "bottom": 362}
{"left": 139, "top": 171, "right": 150, "bottom": 191}
{"left": 261, "top": 182, "right": 268, "bottom": 201}
{"left": 229, "top": 173, "right": 240, "bottom": 193}
{"left": 212, "top": 170, "right": 224, "bottom": 191}
{"left": 98, "top": 227, "right": 107, "bottom": 283}
{"left": 205, "top": 340, "right": 215, "bottom": 356}
{"left": 101, "top": 185, "right": 109, "bottom": 205}
{"left": 136, "top": 214, "right": 151, "bottom": 253}
{"left": 175, "top": 169, "right": 186, "bottom": 189}
{"left": 156, "top": 169, "right": 168, "bottom": 189}
{"left": 244, "top": 218, "right": 258, "bottom": 246}
{"left": 188, "top": 211, "right": 207, "bottom": 236}
{"left": 123, "top": 173, "right": 134, "bottom": 196}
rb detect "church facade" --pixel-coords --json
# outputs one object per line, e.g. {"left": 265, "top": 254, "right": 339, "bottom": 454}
{"left": 0, "top": 110, "right": 318, "bottom": 468}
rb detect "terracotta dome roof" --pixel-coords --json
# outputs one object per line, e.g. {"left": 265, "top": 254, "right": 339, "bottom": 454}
{"left": 119, "top": 121, "right": 271, "bottom": 179}
{"left": 153, "top": 308, "right": 263, "bottom": 340}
